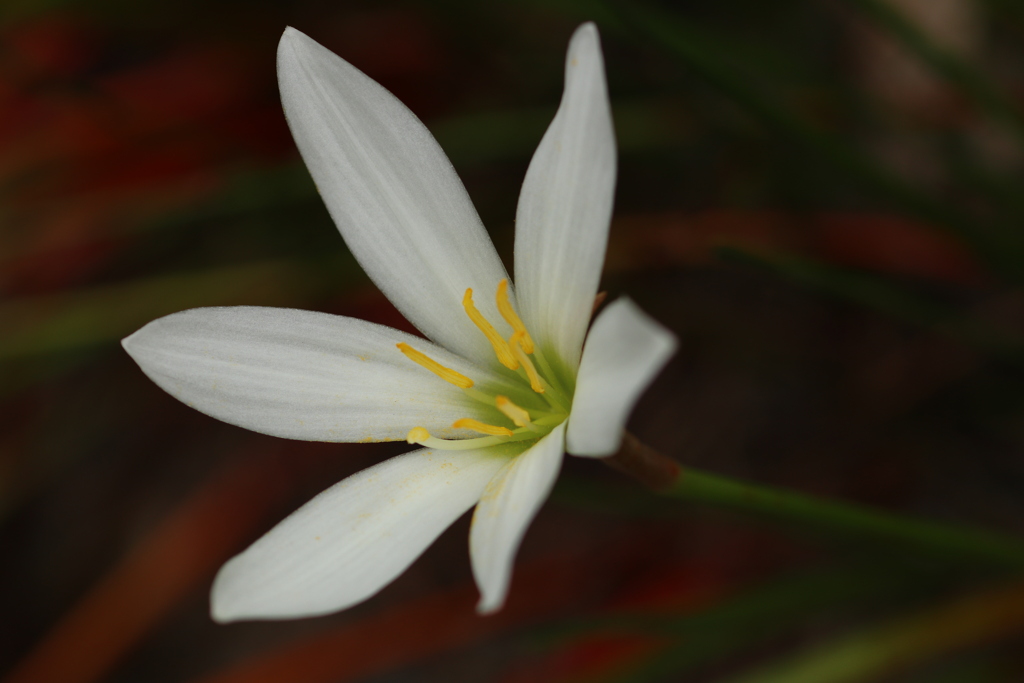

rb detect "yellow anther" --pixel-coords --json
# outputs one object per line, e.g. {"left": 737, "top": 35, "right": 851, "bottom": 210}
{"left": 510, "top": 332, "right": 545, "bottom": 394}
{"left": 495, "top": 279, "right": 534, "bottom": 354}
{"left": 407, "top": 427, "right": 431, "bottom": 444}
{"left": 463, "top": 288, "right": 519, "bottom": 370}
{"left": 452, "top": 418, "right": 514, "bottom": 437}
{"left": 495, "top": 395, "right": 532, "bottom": 428}
{"left": 396, "top": 343, "right": 474, "bottom": 389}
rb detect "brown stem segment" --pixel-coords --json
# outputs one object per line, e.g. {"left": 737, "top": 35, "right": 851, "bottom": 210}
{"left": 602, "top": 432, "right": 681, "bottom": 492}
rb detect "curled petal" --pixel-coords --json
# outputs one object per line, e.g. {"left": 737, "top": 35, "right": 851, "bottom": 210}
{"left": 123, "top": 306, "right": 504, "bottom": 442}
{"left": 212, "top": 446, "right": 510, "bottom": 621}
{"left": 566, "top": 299, "right": 677, "bottom": 457}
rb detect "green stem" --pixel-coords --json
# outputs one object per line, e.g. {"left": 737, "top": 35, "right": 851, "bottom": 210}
{"left": 608, "top": 434, "right": 1024, "bottom": 569}
{"left": 670, "top": 468, "right": 1024, "bottom": 568}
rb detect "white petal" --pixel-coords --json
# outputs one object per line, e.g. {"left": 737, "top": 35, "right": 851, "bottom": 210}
{"left": 566, "top": 299, "right": 677, "bottom": 457}
{"left": 514, "top": 23, "right": 616, "bottom": 373}
{"left": 122, "top": 306, "right": 508, "bottom": 442}
{"left": 278, "top": 28, "right": 510, "bottom": 366}
{"left": 212, "top": 446, "right": 510, "bottom": 621}
{"left": 469, "top": 422, "right": 565, "bottom": 614}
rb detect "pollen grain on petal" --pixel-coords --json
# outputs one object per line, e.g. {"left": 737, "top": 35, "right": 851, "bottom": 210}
{"left": 463, "top": 288, "right": 519, "bottom": 370}
{"left": 495, "top": 279, "right": 534, "bottom": 353}
{"left": 396, "top": 342, "right": 474, "bottom": 388}
{"left": 452, "top": 418, "right": 514, "bottom": 437}
{"left": 495, "top": 395, "right": 531, "bottom": 428}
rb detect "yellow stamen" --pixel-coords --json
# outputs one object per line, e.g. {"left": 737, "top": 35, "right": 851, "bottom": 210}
{"left": 495, "top": 279, "right": 534, "bottom": 354}
{"left": 510, "top": 332, "right": 545, "bottom": 393}
{"left": 463, "top": 288, "right": 519, "bottom": 370}
{"left": 452, "top": 418, "right": 514, "bottom": 437}
{"left": 495, "top": 395, "right": 532, "bottom": 428}
{"left": 396, "top": 343, "right": 474, "bottom": 388}
{"left": 407, "top": 427, "right": 432, "bottom": 444}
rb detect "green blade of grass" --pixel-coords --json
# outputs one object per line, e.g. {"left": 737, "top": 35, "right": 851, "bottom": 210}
{"left": 721, "top": 578, "right": 1024, "bottom": 683}
{"left": 0, "top": 260, "right": 324, "bottom": 363}
{"left": 538, "top": 567, "right": 939, "bottom": 683}
{"left": 719, "top": 246, "right": 1024, "bottom": 370}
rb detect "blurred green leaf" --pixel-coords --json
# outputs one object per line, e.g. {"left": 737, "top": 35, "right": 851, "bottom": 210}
{"left": 938, "top": 134, "right": 1024, "bottom": 225}
{"left": 720, "top": 579, "right": 1024, "bottom": 683}
{"left": 538, "top": 567, "right": 937, "bottom": 683}
{"left": 719, "top": 246, "right": 1024, "bottom": 370}
{"left": 0, "top": 260, "right": 325, "bottom": 362}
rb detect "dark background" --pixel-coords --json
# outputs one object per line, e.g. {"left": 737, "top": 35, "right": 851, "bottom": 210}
{"left": 3, "top": 0, "right": 1024, "bottom": 681}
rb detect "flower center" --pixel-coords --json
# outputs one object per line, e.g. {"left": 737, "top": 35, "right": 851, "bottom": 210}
{"left": 396, "top": 279, "right": 569, "bottom": 450}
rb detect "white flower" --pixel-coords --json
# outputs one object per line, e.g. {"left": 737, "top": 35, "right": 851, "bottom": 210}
{"left": 122, "top": 22, "right": 676, "bottom": 621}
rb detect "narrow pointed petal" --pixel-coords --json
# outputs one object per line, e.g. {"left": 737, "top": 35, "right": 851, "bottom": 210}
{"left": 212, "top": 447, "right": 509, "bottom": 621}
{"left": 122, "top": 306, "right": 504, "bottom": 443}
{"left": 278, "top": 28, "right": 510, "bottom": 366}
{"left": 566, "top": 299, "right": 677, "bottom": 457}
{"left": 469, "top": 422, "right": 565, "bottom": 613}
{"left": 514, "top": 23, "right": 616, "bottom": 372}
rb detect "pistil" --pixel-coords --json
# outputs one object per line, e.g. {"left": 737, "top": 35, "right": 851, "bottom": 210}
{"left": 406, "top": 426, "right": 540, "bottom": 450}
